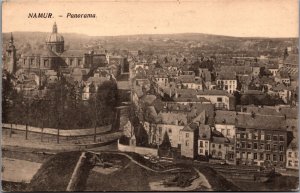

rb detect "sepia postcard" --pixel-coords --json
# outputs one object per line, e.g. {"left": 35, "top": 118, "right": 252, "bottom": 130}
{"left": 1, "top": 0, "right": 299, "bottom": 191}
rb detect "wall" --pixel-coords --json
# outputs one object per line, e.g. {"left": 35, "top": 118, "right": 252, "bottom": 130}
{"left": 156, "top": 124, "right": 185, "bottom": 148}
{"left": 215, "top": 124, "right": 235, "bottom": 139}
{"left": 180, "top": 131, "right": 195, "bottom": 158}
{"left": 286, "top": 149, "right": 299, "bottom": 170}
{"left": 198, "top": 139, "right": 210, "bottom": 156}
{"left": 2, "top": 123, "right": 111, "bottom": 136}
{"left": 117, "top": 140, "right": 158, "bottom": 156}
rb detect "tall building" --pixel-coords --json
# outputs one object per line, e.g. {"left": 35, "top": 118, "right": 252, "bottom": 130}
{"left": 46, "top": 22, "right": 64, "bottom": 54}
{"left": 5, "top": 33, "right": 17, "bottom": 73}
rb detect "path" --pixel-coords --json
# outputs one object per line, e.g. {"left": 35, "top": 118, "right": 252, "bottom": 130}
{"left": 2, "top": 158, "right": 42, "bottom": 183}
{"left": 2, "top": 123, "right": 112, "bottom": 136}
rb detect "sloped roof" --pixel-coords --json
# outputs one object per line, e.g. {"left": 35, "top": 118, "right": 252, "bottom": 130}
{"left": 60, "top": 49, "right": 87, "bottom": 57}
{"left": 235, "top": 113, "right": 286, "bottom": 131}
{"left": 199, "top": 124, "right": 211, "bottom": 140}
{"left": 215, "top": 110, "right": 237, "bottom": 125}
{"left": 158, "top": 112, "right": 187, "bottom": 125}
{"left": 211, "top": 136, "right": 230, "bottom": 144}
{"left": 23, "top": 48, "right": 58, "bottom": 57}
{"left": 217, "top": 72, "right": 236, "bottom": 80}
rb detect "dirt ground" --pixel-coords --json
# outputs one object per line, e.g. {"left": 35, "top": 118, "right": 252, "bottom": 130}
{"left": 231, "top": 174, "right": 299, "bottom": 191}
{"left": 2, "top": 158, "right": 42, "bottom": 183}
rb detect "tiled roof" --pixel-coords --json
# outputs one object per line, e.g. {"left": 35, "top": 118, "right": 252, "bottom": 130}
{"left": 196, "top": 89, "right": 233, "bottom": 97}
{"left": 182, "top": 122, "right": 198, "bottom": 131}
{"left": 199, "top": 124, "right": 211, "bottom": 140}
{"left": 141, "top": 94, "right": 157, "bottom": 105}
{"left": 158, "top": 112, "right": 187, "bottom": 125}
{"left": 215, "top": 110, "right": 237, "bottom": 125}
{"left": 211, "top": 136, "right": 230, "bottom": 144}
{"left": 235, "top": 113, "right": 286, "bottom": 131}
{"left": 23, "top": 48, "right": 58, "bottom": 57}
{"left": 60, "top": 49, "right": 88, "bottom": 57}
{"left": 217, "top": 72, "right": 236, "bottom": 80}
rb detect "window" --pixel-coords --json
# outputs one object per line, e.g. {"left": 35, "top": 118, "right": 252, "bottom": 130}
{"left": 217, "top": 97, "right": 222, "bottom": 102}
{"left": 200, "top": 141, "right": 203, "bottom": 148}
{"left": 288, "top": 160, "right": 293, "bottom": 166}
{"left": 273, "top": 144, "right": 278, "bottom": 151}
{"left": 200, "top": 149, "right": 203, "bottom": 154}
{"left": 185, "top": 140, "right": 189, "bottom": 146}
{"left": 295, "top": 161, "right": 298, "bottom": 167}
{"left": 279, "top": 145, "right": 284, "bottom": 151}
{"left": 78, "top": 59, "right": 82, "bottom": 66}
{"left": 44, "top": 59, "right": 49, "bottom": 67}
{"left": 227, "top": 130, "right": 231, "bottom": 136}
{"left": 266, "top": 144, "right": 271, "bottom": 151}
{"left": 248, "top": 133, "right": 252, "bottom": 139}
{"left": 273, "top": 135, "right": 278, "bottom": 141}
{"left": 30, "top": 58, "right": 34, "bottom": 66}
{"left": 69, "top": 58, "right": 73, "bottom": 66}
{"left": 168, "top": 129, "right": 172, "bottom": 133}
{"left": 266, "top": 135, "right": 271, "bottom": 141}
{"left": 186, "top": 133, "right": 189, "bottom": 138}
{"left": 261, "top": 134, "right": 265, "bottom": 140}
{"left": 241, "top": 134, "right": 245, "bottom": 139}
{"left": 241, "top": 142, "right": 246, "bottom": 148}
{"left": 247, "top": 143, "right": 252, "bottom": 149}
{"left": 242, "top": 152, "right": 246, "bottom": 159}
{"left": 236, "top": 151, "right": 240, "bottom": 158}
{"left": 247, "top": 152, "right": 252, "bottom": 159}
{"left": 253, "top": 143, "right": 258, "bottom": 149}
{"left": 237, "top": 134, "right": 240, "bottom": 139}
{"left": 295, "top": 152, "right": 298, "bottom": 158}
{"left": 253, "top": 133, "right": 258, "bottom": 140}
{"left": 212, "top": 144, "right": 215, "bottom": 148}
{"left": 212, "top": 150, "right": 216, "bottom": 156}
{"left": 280, "top": 155, "right": 284, "bottom": 161}
{"left": 219, "top": 144, "right": 222, "bottom": 149}
{"left": 254, "top": 153, "right": 257, "bottom": 160}
{"left": 266, "top": 154, "right": 270, "bottom": 160}
{"left": 279, "top": 135, "right": 284, "bottom": 141}
{"left": 260, "top": 143, "right": 265, "bottom": 150}
{"left": 273, "top": 154, "right": 277, "bottom": 161}
{"left": 236, "top": 143, "right": 240, "bottom": 148}
{"left": 288, "top": 152, "right": 292, "bottom": 158}
{"left": 260, "top": 153, "right": 264, "bottom": 160}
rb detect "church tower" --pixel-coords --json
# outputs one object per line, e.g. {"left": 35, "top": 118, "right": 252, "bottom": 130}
{"left": 5, "top": 33, "right": 17, "bottom": 74}
{"left": 46, "top": 22, "right": 64, "bottom": 53}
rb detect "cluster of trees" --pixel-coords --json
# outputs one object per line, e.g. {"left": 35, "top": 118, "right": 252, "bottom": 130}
{"left": 2, "top": 72, "right": 118, "bottom": 129}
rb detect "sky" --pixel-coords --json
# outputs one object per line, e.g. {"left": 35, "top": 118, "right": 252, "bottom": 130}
{"left": 2, "top": 0, "right": 299, "bottom": 37}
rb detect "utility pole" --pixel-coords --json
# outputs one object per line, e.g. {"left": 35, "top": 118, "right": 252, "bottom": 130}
{"left": 94, "top": 95, "right": 98, "bottom": 143}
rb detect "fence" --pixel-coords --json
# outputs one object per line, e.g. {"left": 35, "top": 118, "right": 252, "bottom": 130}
{"left": 2, "top": 123, "right": 111, "bottom": 136}
{"left": 117, "top": 140, "right": 158, "bottom": 156}
{"left": 2, "top": 123, "right": 122, "bottom": 146}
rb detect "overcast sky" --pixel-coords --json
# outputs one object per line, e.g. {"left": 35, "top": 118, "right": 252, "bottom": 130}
{"left": 2, "top": 0, "right": 299, "bottom": 37}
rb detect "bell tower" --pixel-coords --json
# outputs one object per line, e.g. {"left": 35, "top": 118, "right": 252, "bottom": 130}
{"left": 6, "top": 33, "right": 17, "bottom": 74}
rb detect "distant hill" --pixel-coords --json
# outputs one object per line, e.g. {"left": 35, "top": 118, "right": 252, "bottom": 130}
{"left": 2, "top": 32, "right": 298, "bottom": 56}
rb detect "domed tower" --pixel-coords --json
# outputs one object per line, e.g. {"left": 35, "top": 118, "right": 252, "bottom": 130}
{"left": 46, "top": 22, "right": 64, "bottom": 53}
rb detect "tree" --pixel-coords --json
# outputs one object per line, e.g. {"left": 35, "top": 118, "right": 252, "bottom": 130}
{"left": 160, "top": 131, "right": 171, "bottom": 150}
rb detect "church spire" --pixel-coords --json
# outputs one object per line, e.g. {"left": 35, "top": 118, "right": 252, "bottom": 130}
{"left": 9, "top": 32, "right": 14, "bottom": 44}
{"left": 52, "top": 22, "right": 57, "bottom": 33}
